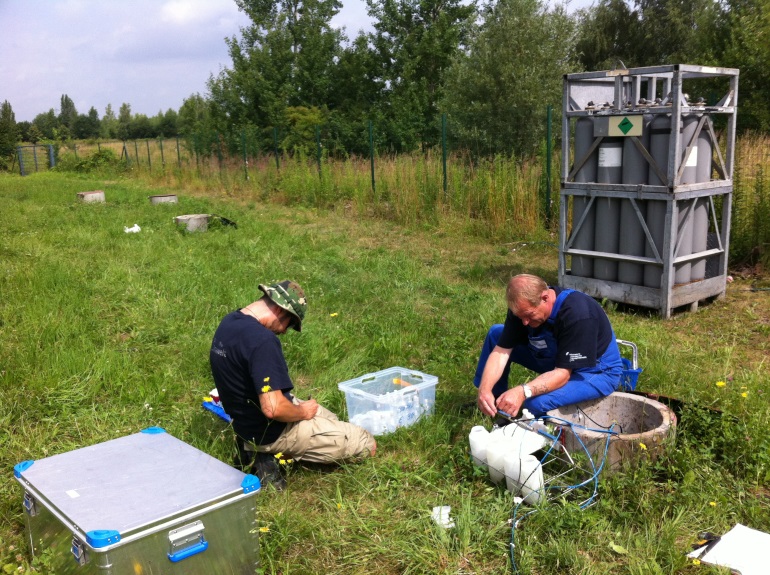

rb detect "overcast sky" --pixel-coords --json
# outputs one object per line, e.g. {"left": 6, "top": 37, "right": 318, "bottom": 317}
{"left": 0, "top": 0, "right": 590, "bottom": 124}
{"left": 0, "top": 0, "right": 373, "bottom": 123}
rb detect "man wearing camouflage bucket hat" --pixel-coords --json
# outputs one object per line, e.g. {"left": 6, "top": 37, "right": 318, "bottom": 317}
{"left": 210, "top": 280, "right": 376, "bottom": 489}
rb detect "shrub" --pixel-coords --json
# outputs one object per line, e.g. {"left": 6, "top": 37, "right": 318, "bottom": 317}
{"left": 55, "top": 148, "right": 124, "bottom": 174}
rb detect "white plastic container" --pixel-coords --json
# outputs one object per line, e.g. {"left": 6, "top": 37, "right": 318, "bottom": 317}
{"left": 337, "top": 367, "right": 438, "bottom": 436}
{"left": 486, "top": 436, "right": 513, "bottom": 484}
{"left": 499, "top": 423, "right": 547, "bottom": 455}
{"left": 468, "top": 426, "right": 490, "bottom": 469}
{"left": 504, "top": 453, "right": 544, "bottom": 504}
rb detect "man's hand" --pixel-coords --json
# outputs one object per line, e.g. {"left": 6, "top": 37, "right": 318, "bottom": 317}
{"left": 298, "top": 398, "right": 319, "bottom": 420}
{"left": 495, "top": 386, "right": 526, "bottom": 419}
{"left": 477, "top": 388, "right": 498, "bottom": 417}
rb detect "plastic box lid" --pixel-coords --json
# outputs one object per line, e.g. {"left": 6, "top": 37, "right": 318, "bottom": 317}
{"left": 337, "top": 366, "right": 437, "bottom": 401}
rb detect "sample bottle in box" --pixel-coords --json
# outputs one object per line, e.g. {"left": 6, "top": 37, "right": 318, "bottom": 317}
{"left": 13, "top": 427, "right": 260, "bottom": 574}
{"left": 337, "top": 367, "right": 438, "bottom": 435}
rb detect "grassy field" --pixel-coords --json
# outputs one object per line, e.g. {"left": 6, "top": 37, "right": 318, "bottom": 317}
{"left": 1, "top": 171, "right": 769, "bottom": 574}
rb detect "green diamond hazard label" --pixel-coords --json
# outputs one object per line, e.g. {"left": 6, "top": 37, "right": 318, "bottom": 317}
{"left": 606, "top": 116, "right": 642, "bottom": 137}
{"left": 618, "top": 117, "right": 634, "bottom": 134}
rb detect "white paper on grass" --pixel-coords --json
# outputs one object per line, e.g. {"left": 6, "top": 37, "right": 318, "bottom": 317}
{"left": 431, "top": 506, "right": 455, "bottom": 529}
{"left": 687, "top": 523, "right": 770, "bottom": 575}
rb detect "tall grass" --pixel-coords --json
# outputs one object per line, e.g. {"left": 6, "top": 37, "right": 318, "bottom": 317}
{"left": 57, "top": 141, "right": 552, "bottom": 243}
{"left": 57, "top": 134, "right": 770, "bottom": 268}
{"left": 733, "top": 132, "right": 770, "bottom": 267}
{"left": 1, "top": 171, "right": 769, "bottom": 575}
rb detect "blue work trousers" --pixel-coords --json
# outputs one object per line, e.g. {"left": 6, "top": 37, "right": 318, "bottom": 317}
{"left": 473, "top": 324, "right": 623, "bottom": 416}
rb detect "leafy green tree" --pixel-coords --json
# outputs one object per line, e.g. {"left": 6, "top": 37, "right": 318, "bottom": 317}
{"left": 101, "top": 104, "right": 119, "bottom": 139}
{"left": 209, "top": 0, "right": 344, "bottom": 143}
{"left": 366, "top": 0, "right": 477, "bottom": 150}
{"left": 17, "top": 121, "right": 32, "bottom": 143}
{"left": 634, "top": 0, "right": 723, "bottom": 65}
{"left": 117, "top": 103, "right": 132, "bottom": 140}
{"left": 0, "top": 100, "right": 18, "bottom": 161}
{"left": 154, "top": 108, "right": 179, "bottom": 137}
{"left": 326, "top": 33, "right": 388, "bottom": 154}
{"left": 575, "top": 0, "right": 642, "bottom": 70}
{"left": 128, "top": 114, "right": 154, "bottom": 139}
{"left": 281, "top": 105, "right": 326, "bottom": 154}
{"left": 442, "top": 0, "right": 578, "bottom": 156}
{"left": 722, "top": 0, "right": 770, "bottom": 130}
{"left": 58, "top": 94, "right": 78, "bottom": 132}
{"left": 178, "top": 94, "right": 213, "bottom": 136}
{"left": 73, "top": 107, "right": 101, "bottom": 139}
{"left": 27, "top": 124, "right": 43, "bottom": 144}
{"left": 33, "top": 109, "right": 58, "bottom": 140}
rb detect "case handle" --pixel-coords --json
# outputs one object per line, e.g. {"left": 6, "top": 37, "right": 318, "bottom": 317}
{"left": 168, "top": 540, "right": 209, "bottom": 563}
{"left": 168, "top": 520, "right": 208, "bottom": 563}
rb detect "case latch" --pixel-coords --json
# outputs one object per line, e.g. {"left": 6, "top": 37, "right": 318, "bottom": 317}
{"left": 23, "top": 492, "right": 37, "bottom": 517}
{"left": 168, "top": 520, "right": 208, "bottom": 563}
{"left": 71, "top": 537, "right": 88, "bottom": 566}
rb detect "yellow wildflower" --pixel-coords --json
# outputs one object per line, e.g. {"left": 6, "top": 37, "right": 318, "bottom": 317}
{"left": 261, "top": 385, "right": 271, "bottom": 393}
{"left": 337, "top": 503, "right": 342, "bottom": 509}
{"left": 709, "top": 501, "right": 716, "bottom": 507}
{"left": 263, "top": 376, "right": 270, "bottom": 382}
{"left": 692, "top": 559, "right": 701, "bottom": 565}
{"left": 330, "top": 312, "right": 338, "bottom": 317}
{"left": 638, "top": 442, "right": 647, "bottom": 451}
{"left": 716, "top": 381, "right": 726, "bottom": 388}
{"left": 741, "top": 392, "right": 748, "bottom": 398}
{"left": 274, "top": 452, "right": 283, "bottom": 459}
{"left": 259, "top": 526, "right": 270, "bottom": 533}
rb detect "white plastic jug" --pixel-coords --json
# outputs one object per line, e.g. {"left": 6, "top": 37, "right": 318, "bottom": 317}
{"left": 504, "top": 453, "right": 544, "bottom": 504}
{"left": 468, "top": 426, "right": 490, "bottom": 469}
{"left": 499, "top": 423, "right": 547, "bottom": 455}
{"left": 486, "top": 436, "right": 513, "bottom": 484}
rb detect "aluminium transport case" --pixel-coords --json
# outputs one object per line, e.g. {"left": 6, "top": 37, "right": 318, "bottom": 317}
{"left": 13, "top": 427, "right": 261, "bottom": 575}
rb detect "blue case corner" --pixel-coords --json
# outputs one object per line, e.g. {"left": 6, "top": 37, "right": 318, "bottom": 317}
{"left": 241, "top": 474, "right": 261, "bottom": 494}
{"left": 13, "top": 460, "right": 34, "bottom": 478}
{"left": 86, "top": 529, "right": 121, "bottom": 548}
{"left": 140, "top": 427, "right": 167, "bottom": 434}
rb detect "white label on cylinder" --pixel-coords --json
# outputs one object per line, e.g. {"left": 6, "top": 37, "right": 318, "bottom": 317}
{"left": 685, "top": 145, "right": 698, "bottom": 167}
{"left": 598, "top": 146, "right": 622, "bottom": 167}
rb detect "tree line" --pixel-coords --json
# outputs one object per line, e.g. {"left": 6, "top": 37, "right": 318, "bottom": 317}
{"left": 1, "top": 0, "right": 768, "bottom": 169}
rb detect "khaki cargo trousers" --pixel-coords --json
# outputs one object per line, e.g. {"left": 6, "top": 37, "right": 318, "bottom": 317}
{"left": 248, "top": 399, "right": 376, "bottom": 464}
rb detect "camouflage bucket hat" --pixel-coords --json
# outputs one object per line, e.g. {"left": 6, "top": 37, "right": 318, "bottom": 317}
{"left": 259, "top": 280, "right": 307, "bottom": 332}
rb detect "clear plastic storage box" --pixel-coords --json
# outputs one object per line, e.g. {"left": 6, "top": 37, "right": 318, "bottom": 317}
{"left": 337, "top": 367, "right": 438, "bottom": 435}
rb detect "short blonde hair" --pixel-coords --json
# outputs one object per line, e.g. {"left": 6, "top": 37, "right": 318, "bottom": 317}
{"left": 506, "top": 274, "right": 548, "bottom": 314}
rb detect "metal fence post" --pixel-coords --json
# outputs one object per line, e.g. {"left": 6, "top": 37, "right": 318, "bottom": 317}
{"left": 17, "top": 146, "right": 26, "bottom": 176}
{"left": 176, "top": 136, "right": 181, "bottom": 168}
{"left": 546, "top": 104, "right": 552, "bottom": 223}
{"left": 159, "top": 138, "right": 165, "bottom": 167}
{"left": 273, "top": 127, "right": 280, "bottom": 170}
{"left": 134, "top": 140, "right": 140, "bottom": 166}
{"left": 146, "top": 140, "right": 152, "bottom": 169}
{"left": 47, "top": 144, "right": 55, "bottom": 168}
{"left": 242, "top": 129, "right": 249, "bottom": 180}
{"left": 33, "top": 145, "right": 39, "bottom": 173}
{"left": 441, "top": 113, "right": 448, "bottom": 200}
{"left": 369, "top": 120, "right": 375, "bottom": 194}
{"left": 216, "top": 134, "right": 223, "bottom": 172}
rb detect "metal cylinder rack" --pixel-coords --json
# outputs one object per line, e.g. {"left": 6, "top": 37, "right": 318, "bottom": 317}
{"left": 558, "top": 64, "right": 739, "bottom": 318}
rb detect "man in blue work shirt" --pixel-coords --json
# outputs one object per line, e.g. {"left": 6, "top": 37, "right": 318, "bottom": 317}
{"left": 475, "top": 274, "right": 623, "bottom": 419}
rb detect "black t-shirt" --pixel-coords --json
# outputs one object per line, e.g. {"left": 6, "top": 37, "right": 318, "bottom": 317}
{"left": 496, "top": 287, "right": 613, "bottom": 370}
{"left": 209, "top": 310, "right": 294, "bottom": 444}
